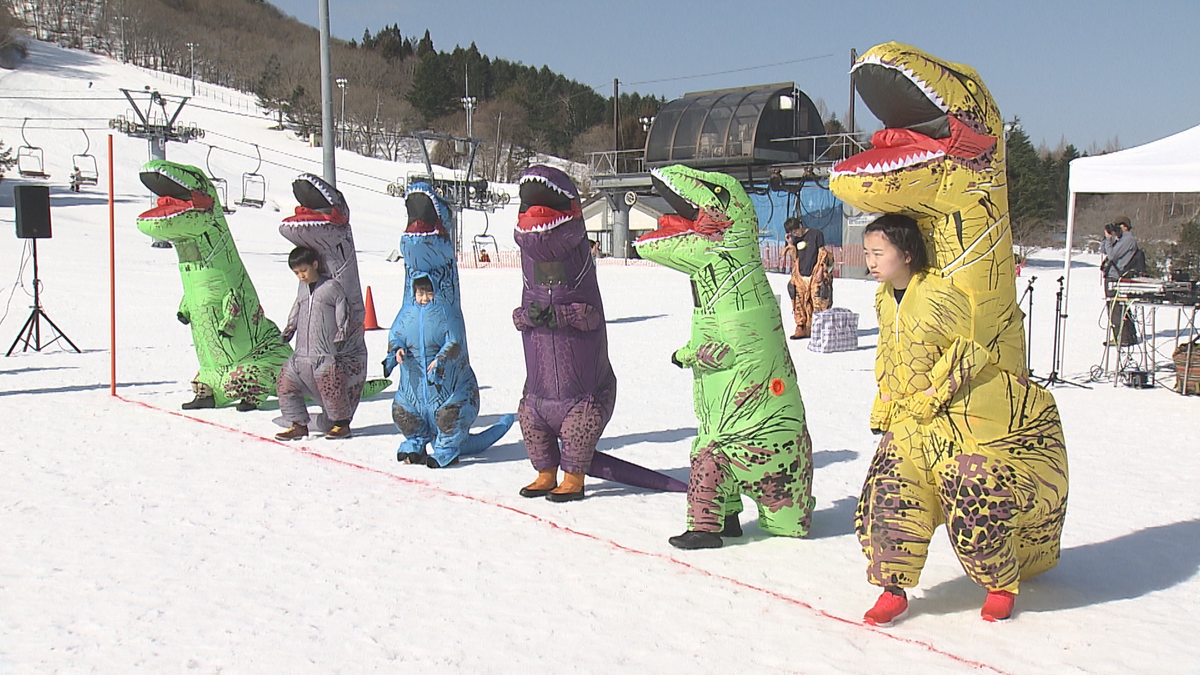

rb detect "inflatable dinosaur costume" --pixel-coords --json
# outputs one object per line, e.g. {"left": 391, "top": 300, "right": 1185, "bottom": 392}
{"left": 829, "top": 43, "right": 1069, "bottom": 614}
{"left": 137, "top": 160, "right": 292, "bottom": 410}
{"left": 276, "top": 173, "right": 386, "bottom": 433}
{"left": 514, "top": 165, "right": 687, "bottom": 501}
{"left": 385, "top": 182, "right": 514, "bottom": 467}
{"left": 635, "top": 165, "right": 815, "bottom": 549}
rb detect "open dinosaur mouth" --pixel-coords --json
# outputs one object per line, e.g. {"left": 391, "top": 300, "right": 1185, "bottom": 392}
{"left": 635, "top": 171, "right": 729, "bottom": 245}
{"left": 831, "top": 58, "right": 995, "bottom": 177}
{"left": 404, "top": 219, "right": 447, "bottom": 237}
{"left": 138, "top": 169, "right": 213, "bottom": 219}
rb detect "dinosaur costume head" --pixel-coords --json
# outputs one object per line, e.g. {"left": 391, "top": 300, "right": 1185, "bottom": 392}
{"left": 831, "top": 42, "right": 1024, "bottom": 374}
{"left": 515, "top": 165, "right": 586, "bottom": 262}
{"left": 137, "top": 160, "right": 226, "bottom": 244}
{"left": 279, "top": 173, "right": 363, "bottom": 305}
{"left": 400, "top": 182, "right": 454, "bottom": 268}
{"left": 635, "top": 165, "right": 773, "bottom": 312}
{"left": 399, "top": 181, "right": 457, "bottom": 307}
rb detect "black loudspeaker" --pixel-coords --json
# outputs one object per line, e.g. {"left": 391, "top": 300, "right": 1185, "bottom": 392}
{"left": 14, "top": 185, "right": 52, "bottom": 239}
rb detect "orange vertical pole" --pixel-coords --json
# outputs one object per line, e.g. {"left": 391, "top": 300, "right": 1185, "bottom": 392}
{"left": 108, "top": 134, "right": 116, "bottom": 396}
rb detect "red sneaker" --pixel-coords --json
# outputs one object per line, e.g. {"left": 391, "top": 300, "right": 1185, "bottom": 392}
{"left": 981, "top": 590, "right": 1016, "bottom": 622}
{"left": 864, "top": 589, "right": 909, "bottom": 626}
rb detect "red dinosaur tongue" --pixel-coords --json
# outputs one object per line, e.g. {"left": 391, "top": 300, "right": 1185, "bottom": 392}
{"left": 405, "top": 219, "right": 446, "bottom": 236}
{"left": 517, "top": 204, "right": 579, "bottom": 232}
{"left": 138, "top": 192, "right": 214, "bottom": 219}
{"left": 637, "top": 212, "right": 731, "bottom": 243}
{"left": 282, "top": 206, "right": 348, "bottom": 225}
{"left": 833, "top": 117, "right": 996, "bottom": 174}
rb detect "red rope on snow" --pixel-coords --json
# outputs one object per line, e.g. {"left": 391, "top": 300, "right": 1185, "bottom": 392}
{"left": 116, "top": 393, "right": 1013, "bottom": 675}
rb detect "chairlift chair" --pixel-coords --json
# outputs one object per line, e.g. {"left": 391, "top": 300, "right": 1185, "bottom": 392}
{"left": 235, "top": 144, "right": 266, "bottom": 208}
{"left": 472, "top": 214, "right": 500, "bottom": 265}
{"left": 70, "top": 129, "right": 100, "bottom": 187}
{"left": 17, "top": 118, "right": 49, "bottom": 179}
{"left": 206, "top": 146, "right": 234, "bottom": 213}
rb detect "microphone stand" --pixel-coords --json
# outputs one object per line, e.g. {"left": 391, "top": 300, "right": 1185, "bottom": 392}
{"left": 1037, "top": 275, "right": 1088, "bottom": 388}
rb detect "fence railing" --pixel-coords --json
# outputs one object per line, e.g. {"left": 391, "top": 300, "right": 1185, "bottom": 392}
{"left": 455, "top": 244, "right": 862, "bottom": 276}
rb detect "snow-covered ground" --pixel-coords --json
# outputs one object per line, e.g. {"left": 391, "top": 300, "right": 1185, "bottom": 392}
{"left": 2, "top": 42, "right": 1200, "bottom": 674}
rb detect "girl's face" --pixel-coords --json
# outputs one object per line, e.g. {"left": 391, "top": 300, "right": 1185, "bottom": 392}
{"left": 414, "top": 287, "right": 434, "bottom": 306}
{"left": 863, "top": 231, "right": 914, "bottom": 288}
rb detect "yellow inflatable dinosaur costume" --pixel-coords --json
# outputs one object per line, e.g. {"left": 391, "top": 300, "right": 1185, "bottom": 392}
{"left": 831, "top": 43, "right": 1069, "bottom": 618}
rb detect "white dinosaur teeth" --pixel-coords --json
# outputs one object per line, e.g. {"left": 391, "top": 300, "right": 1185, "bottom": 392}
{"left": 519, "top": 173, "right": 576, "bottom": 199}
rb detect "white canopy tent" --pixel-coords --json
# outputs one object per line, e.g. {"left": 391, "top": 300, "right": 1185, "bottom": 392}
{"left": 1061, "top": 123, "right": 1200, "bottom": 358}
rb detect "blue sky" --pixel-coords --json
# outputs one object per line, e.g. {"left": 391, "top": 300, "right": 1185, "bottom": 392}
{"left": 270, "top": 0, "right": 1199, "bottom": 152}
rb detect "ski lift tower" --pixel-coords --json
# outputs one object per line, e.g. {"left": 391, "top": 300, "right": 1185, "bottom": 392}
{"left": 410, "top": 130, "right": 486, "bottom": 254}
{"left": 109, "top": 87, "right": 204, "bottom": 161}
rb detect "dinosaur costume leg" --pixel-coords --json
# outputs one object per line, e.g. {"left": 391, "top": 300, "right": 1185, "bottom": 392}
{"left": 857, "top": 375, "right": 1068, "bottom": 591}
{"left": 790, "top": 273, "right": 814, "bottom": 338}
{"left": 277, "top": 357, "right": 314, "bottom": 425}
{"left": 428, "top": 398, "right": 480, "bottom": 467}
{"left": 558, "top": 389, "right": 615, "bottom": 475}
{"left": 313, "top": 357, "right": 354, "bottom": 423}
{"left": 518, "top": 395, "right": 563, "bottom": 472}
{"left": 685, "top": 441, "right": 744, "bottom": 533}
{"left": 392, "top": 402, "right": 434, "bottom": 455}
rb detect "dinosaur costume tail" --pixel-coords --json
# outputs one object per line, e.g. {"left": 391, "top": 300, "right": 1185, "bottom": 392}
{"left": 589, "top": 452, "right": 688, "bottom": 492}
{"left": 460, "top": 414, "right": 517, "bottom": 455}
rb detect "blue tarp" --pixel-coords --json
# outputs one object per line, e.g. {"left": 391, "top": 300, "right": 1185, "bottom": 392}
{"left": 751, "top": 185, "right": 843, "bottom": 246}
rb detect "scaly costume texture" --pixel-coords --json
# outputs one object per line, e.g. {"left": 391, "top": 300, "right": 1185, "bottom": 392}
{"left": 786, "top": 237, "right": 834, "bottom": 339}
{"left": 385, "top": 182, "right": 514, "bottom": 467}
{"left": 137, "top": 160, "right": 292, "bottom": 408}
{"left": 277, "top": 174, "right": 370, "bottom": 430}
{"left": 514, "top": 165, "right": 686, "bottom": 492}
{"left": 829, "top": 43, "right": 1069, "bottom": 591}
{"left": 635, "top": 165, "right": 815, "bottom": 536}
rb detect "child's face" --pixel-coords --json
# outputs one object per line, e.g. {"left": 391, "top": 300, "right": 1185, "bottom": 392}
{"left": 863, "top": 231, "right": 913, "bottom": 288}
{"left": 414, "top": 287, "right": 434, "bottom": 306}
{"left": 292, "top": 262, "right": 320, "bottom": 284}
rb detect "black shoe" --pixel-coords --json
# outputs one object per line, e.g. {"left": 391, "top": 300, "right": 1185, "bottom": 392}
{"left": 402, "top": 452, "right": 425, "bottom": 464}
{"left": 426, "top": 455, "right": 459, "bottom": 469}
{"left": 151, "top": 240, "right": 173, "bottom": 249}
{"left": 545, "top": 488, "right": 585, "bottom": 503}
{"left": 721, "top": 516, "right": 743, "bottom": 538}
{"left": 668, "top": 531, "right": 724, "bottom": 550}
{"left": 181, "top": 395, "right": 216, "bottom": 410}
{"left": 236, "top": 399, "right": 257, "bottom": 412}
{"left": 519, "top": 486, "right": 554, "bottom": 498}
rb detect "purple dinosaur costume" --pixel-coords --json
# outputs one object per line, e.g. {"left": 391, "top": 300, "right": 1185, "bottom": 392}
{"left": 513, "top": 165, "right": 686, "bottom": 499}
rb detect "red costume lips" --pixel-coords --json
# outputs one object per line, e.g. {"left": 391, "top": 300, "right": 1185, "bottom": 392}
{"left": 517, "top": 204, "right": 581, "bottom": 232}
{"left": 638, "top": 212, "right": 732, "bottom": 243}
{"left": 282, "top": 205, "right": 349, "bottom": 225}
{"left": 833, "top": 116, "right": 996, "bottom": 175}
{"left": 138, "top": 192, "right": 215, "bottom": 219}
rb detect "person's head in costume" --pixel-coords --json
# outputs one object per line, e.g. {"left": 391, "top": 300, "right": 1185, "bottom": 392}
{"left": 412, "top": 276, "right": 435, "bottom": 306}
{"left": 863, "top": 214, "right": 928, "bottom": 288}
{"left": 289, "top": 246, "right": 322, "bottom": 284}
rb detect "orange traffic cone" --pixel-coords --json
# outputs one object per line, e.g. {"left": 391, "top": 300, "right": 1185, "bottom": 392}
{"left": 363, "top": 286, "right": 383, "bottom": 331}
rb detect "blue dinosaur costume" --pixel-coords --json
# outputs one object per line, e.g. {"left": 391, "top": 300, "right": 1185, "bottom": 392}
{"left": 385, "top": 182, "right": 514, "bottom": 467}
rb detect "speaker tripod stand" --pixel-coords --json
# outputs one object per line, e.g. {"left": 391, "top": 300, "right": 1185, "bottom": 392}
{"left": 1032, "top": 275, "right": 1088, "bottom": 388}
{"left": 6, "top": 239, "right": 80, "bottom": 356}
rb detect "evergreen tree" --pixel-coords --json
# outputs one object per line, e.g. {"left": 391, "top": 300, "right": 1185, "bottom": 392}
{"left": 1006, "top": 117, "right": 1053, "bottom": 243}
{"left": 415, "top": 29, "right": 434, "bottom": 57}
{"left": 406, "top": 51, "right": 459, "bottom": 123}
{"left": 0, "top": 139, "right": 15, "bottom": 179}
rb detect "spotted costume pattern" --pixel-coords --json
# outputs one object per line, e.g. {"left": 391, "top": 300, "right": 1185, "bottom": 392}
{"left": 635, "top": 165, "right": 815, "bottom": 536}
{"left": 137, "top": 160, "right": 292, "bottom": 407}
{"left": 829, "top": 43, "right": 1069, "bottom": 592}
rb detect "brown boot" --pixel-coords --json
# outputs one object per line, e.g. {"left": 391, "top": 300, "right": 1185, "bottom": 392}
{"left": 275, "top": 424, "right": 308, "bottom": 441}
{"left": 519, "top": 469, "right": 558, "bottom": 498}
{"left": 547, "top": 472, "right": 585, "bottom": 502}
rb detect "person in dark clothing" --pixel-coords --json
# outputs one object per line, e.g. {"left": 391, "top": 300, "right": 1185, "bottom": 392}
{"left": 1100, "top": 216, "right": 1140, "bottom": 346}
{"left": 784, "top": 217, "right": 834, "bottom": 339}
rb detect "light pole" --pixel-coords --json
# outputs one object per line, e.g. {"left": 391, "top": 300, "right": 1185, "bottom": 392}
{"left": 460, "top": 94, "right": 477, "bottom": 139}
{"left": 336, "top": 77, "right": 347, "bottom": 149}
{"left": 119, "top": 16, "right": 127, "bottom": 63}
{"left": 186, "top": 42, "right": 196, "bottom": 95}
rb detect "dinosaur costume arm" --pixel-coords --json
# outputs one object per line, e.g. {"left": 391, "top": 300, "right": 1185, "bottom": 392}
{"left": 217, "top": 290, "right": 242, "bottom": 337}
{"left": 332, "top": 292, "right": 348, "bottom": 344}
{"left": 177, "top": 296, "right": 191, "bottom": 325}
{"left": 552, "top": 302, "right": 603, "bottom": 332}
{"left": 673, "top": 340, "right": 736, "bottom": 372}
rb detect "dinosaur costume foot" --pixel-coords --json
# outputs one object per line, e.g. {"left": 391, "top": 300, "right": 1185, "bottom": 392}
{"left": 668, "top": 531, "right": 724, "bottom": 550}
{"left": 236, "top": 399, "right": 258, "bottom": 412}
{"left": 520, "top": 469, "right": 558, "bottom": 498}
{"left": 721, "top": 516, "right": 743, "bottom": 538}
{"left": 181, "top": 395, "right": 216, "bottom": 410}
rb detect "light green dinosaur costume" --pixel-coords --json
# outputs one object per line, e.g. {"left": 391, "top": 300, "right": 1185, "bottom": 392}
{"left": 635, "top": 165, "right": 815, "bottom": 548}
{"left": 137, "top": 160, "right": 292, "bottom": 410}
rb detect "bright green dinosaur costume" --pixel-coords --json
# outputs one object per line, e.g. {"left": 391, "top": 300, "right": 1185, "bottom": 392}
{"left": 830, "top": 43, "right": 1068, "bottom": 603}
{"left": 635, "top": 165, "right": 814, "bottom": 548}
{"left": 137, "top": 160, "right": 292, "bottom": 409}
